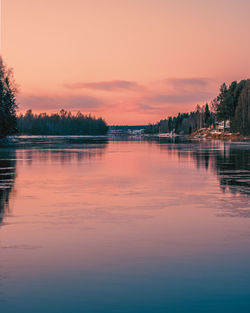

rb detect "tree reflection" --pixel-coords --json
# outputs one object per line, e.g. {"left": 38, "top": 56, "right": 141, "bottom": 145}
{"left": 0, "top": 149, "right": 16, "bottom": 225}
{"left": 211, "top": 144, "right": 250, "bottom": 195}
{"left": 190, "top": 142, "right": 250, "bottom": 195}
{"left": 0, "top": 137, "right": 109, "bottom": 226}
{"left": 153, "top": 139, "right": 250, "bottom": 195}
{"left": 16, "top": 136, "right": 108, "bottom": 166}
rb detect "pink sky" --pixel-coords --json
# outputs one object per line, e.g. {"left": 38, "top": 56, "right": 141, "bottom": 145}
{"left": 3, "top": 0, "right": 250, "bottom": 124}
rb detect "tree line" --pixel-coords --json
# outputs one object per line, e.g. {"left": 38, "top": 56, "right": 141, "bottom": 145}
{"left": 17, "top": 110, "right": 108, "bottom": 135}
{"left": 145, "top": 79, "right": 250, "bottom": 135}
{"left": 145, "top": 103, "right": 215, "bottom": 135}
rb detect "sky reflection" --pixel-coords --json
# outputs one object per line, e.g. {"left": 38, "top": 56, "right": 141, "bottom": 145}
{"left": 0, "top": 139, "right": 249, "bottom": 312}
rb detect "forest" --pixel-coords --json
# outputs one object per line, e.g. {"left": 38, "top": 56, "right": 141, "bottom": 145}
{"left": 145, "top": 79, "right": 250, "bottom": 136}
{"left": 145, "top": 103, "right": 215, "bottom": 135}
{"left": 17, "top": 110, "right": 108, "bottom": 135}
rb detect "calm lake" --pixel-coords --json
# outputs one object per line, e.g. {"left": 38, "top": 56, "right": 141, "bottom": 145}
{"left": 0, "top": 137, "right": 250, "bottom": 313}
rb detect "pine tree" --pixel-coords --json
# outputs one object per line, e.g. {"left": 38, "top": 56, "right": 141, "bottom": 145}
{"left": 0, "top": 57, "right": 18, "bottom": 138}
{"left": 233, "top": 80, "right": 250, "bottom": 135}
{"left": 204, "top": 103, "right": 212, "bottom": 127}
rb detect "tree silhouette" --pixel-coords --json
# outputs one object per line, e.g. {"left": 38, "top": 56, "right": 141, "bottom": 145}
{"left": 0, "top": 56, "right": 18, "bottom": 138}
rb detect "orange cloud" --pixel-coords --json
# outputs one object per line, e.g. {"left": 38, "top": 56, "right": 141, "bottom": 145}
{"left": 18, "top": 94, "right": 104, "bottom": 111}
{"left": 64, "top": 80, "right": 141, "bottom": 91}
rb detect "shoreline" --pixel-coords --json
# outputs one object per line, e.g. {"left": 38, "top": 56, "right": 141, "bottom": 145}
{"left": 189, "top": 129, "right": 250, "bottom": 141}
{"left": 0, "top": 133, "right": 249, "bottom": 146}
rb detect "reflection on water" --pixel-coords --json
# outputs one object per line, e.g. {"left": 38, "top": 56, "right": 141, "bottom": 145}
{"left": 211, "top": 144, "right": 250, "bottom": 195}
{"left": 0, "top": 150, "right": 16, "bottom": 225}
{"left": 16, "top": 136, "right": 108, "bottom": 165}
{"left": 0, "top": 137, "right": 250, "bottom": 313}
{"left": 13, "top": 135, "right": 109, "bottom": 147}
{"left": 19, "top": 147, "right": 107, "bottom": 165}
{"left": 0, "top": 137, "right": 108, "bottom": 225}
{"left": 153, "top": 139, "right": 250, "bottom": 220}
{"left": 154, "top": 139, "right": 250, "bottom": 195}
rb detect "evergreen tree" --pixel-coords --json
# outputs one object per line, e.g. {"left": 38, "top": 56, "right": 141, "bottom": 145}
{"left": 0, "top": 57, "right": 18, "bottom": 137}
{"left": 232, "top": 80, "right": 250, "bottom": 135}
{"left": 216, "top": 83, "right": 231, "bottom": 123}
{"left": 204, "top": 103, "right": 212, "bottom": 127}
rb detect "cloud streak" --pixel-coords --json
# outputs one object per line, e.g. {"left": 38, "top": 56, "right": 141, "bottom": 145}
{"left": 18, "top": 94, "right": 103, "bottom": 111}
{"left": 164, "top": 77, "right": 212, "bottom": 89}
{"left": 64, "top": 80, "right": 141, "bottom": 91}
{"left": 147, "top": 91, "right": 214, "bottom": 104}
{"left": 144, "top": 77, "right": 216, "bottom": 106}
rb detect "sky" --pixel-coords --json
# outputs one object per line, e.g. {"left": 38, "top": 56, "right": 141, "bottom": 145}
{"left": 2, "top": 0, "right": 250, "bottom": 125}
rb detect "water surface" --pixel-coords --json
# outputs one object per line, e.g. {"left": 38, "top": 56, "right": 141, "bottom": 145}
{"left": 0, "top": 137, "right": 250, "bottom": 312}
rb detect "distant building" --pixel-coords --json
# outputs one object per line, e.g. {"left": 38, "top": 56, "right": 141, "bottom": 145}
{"left": 215, "top": 120, "right": 230, "bottom": 131}
{"left": 128, "top": 129, "right": 144, "bottom": 135}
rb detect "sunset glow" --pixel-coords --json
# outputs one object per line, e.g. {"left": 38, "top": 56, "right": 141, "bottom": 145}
{"left": 0, "top": 3, "right": 249, "bottom": 311}
{"left": 3, "top": 0, "right": 250, "bottom": 124}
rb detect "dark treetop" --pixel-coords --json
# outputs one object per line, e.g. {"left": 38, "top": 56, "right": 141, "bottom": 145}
{"left": 0, "top": 57, "right": 18, "bottom": 138}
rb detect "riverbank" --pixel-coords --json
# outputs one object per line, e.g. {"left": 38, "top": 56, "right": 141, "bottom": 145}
{"left": 189, "top": 128, "right": 250, "bottom": 140}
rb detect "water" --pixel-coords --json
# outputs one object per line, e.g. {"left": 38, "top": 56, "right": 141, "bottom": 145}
{"left": 0, "top": 137, "right": 250, "bottom": 313}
